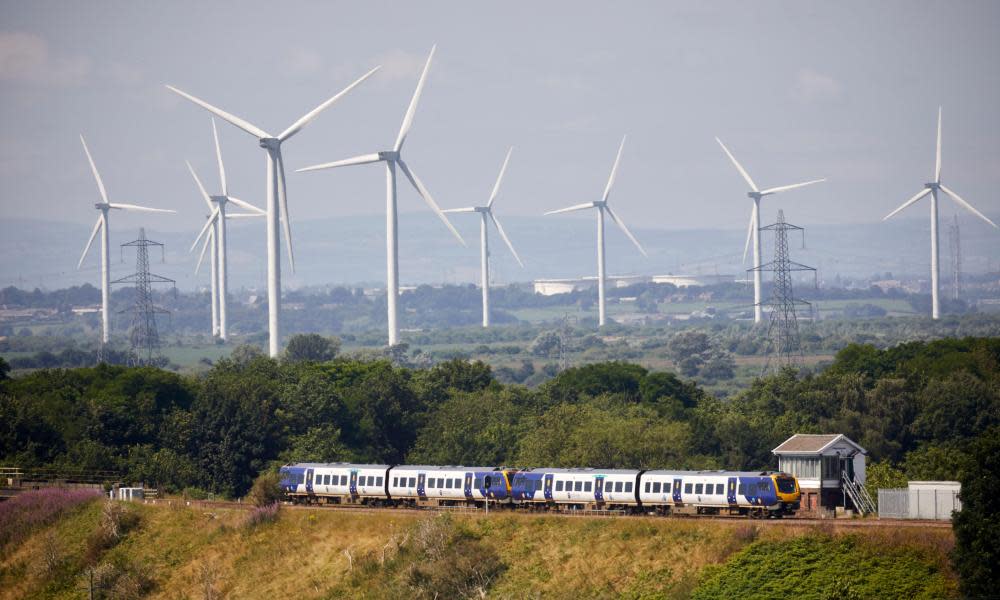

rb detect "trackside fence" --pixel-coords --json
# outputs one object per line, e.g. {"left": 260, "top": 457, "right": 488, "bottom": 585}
{"left": 878, "top": 488, "right": 961, "bottom": 521}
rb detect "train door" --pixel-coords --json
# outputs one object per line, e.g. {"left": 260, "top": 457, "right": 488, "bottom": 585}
{"left": 464, "top": 473, "right": 473, "bottom": 499}
{"left": 544, "top": 474, "right": 554, "bottom": 501}
{"left": 672, "top": 479, "right": 683, "bottom": 505}
{"left": 727, "top": 477, "right": 737, "bottom": 506}
{"left": 595, "top": 476, "right": 605, "bottom": 504}
{"left": 349, "top": 470, "right": 358, "bottom": 497}
{"left": 417, "top": 473, "right": 426, "bottom": 500}
{"left": 305, "top": 469, "right": 314, "bottom": 494}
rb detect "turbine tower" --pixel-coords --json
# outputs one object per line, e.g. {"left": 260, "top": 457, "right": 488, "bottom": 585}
{"left": 297, "top": 45, "right": 465, "bottom": 346}
{"left": 187, "top": 118, "right": 265, "bottom": 341}
{"left": 882, "top": 107, "right": 997, "bottom": 319}
{"left": 545, "top": 136, "right": 646, "bottom": 327}
{"left": 442, "top": 147, "right": 524, "bottom": 327}
{"left": 76, "top": 135, "right": 175, "bottom": 345}
{"left": 715, "top": 137, "right": 824, "bottom": 324}
{"left": 166, "top": 65, "right": 381, "bottom": 356}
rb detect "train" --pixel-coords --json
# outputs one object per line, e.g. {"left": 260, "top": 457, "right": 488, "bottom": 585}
{"left": 279, "top": 463, "right": 801, "bottom": 518}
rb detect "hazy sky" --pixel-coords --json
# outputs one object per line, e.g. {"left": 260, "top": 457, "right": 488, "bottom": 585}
{"left": 2, "top": 1, "right": 999, "bottom": 245}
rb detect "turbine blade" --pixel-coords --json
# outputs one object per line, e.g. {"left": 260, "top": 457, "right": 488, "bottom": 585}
{"left": 759, "top": 178, "right": 826, "bottom": 195}
{"left": 226, "top": 195, "right": 265, "bottom": 214}
{"left": 397, "top": 158, "right": 466, "bottom": 246}
{"left": 109, "top": 203, "right": 176, "bottom": 214}
{"left": 487, "top": 146, "right": 513, "bottom": 208}
{"left": 296, "top": 153, "right": 383, "bottom": 172}
{"left": 441, "top": 207, "right": 478, "bottom": 213}
{"left": 715, "top": 137, "right": 758, "bottom": 192}
{"left": 935, "top": 106, "right": 942, "bottom": 183}
{"left": 882, "top": 188, "right": 931, "bottom": 221}
{"left": 165, "top": 85, "right": 271, "bottom": 139}
{"left": 393, "top": 45, "right": 436, "bottom": 152}
{"left": 79, "top": 135, "right": 109, "bottom": 204}
{"left": 191, "top": 208, "right": 220, "bottom": 252}
{"left": 195, "top": 226, "right": 213, "bottom": 275}
{"left": 278, "top": 65, "right": 381, "bottom": 142}
{"left": 276, "top": 152, "right": 296, "bottom": 272}
{"left": 226, "top": 212, "right": 266, "bottom": 219}
{"left": 602, "top": 135, "right": 626, "bottom": 204}
{"left": 78, "top": 216, "right": 103, "bottom": 269}
{"left": 186, "top": 160, "right": 214, "bottom": 210}
{"left": 490, "top": 212, "right": 524, "bottom": 267}
{"left": 742, "top": 211, "right": 754, "bottom": 263}
{"left": 605, "top": 204, "right": 647, "bottom": 257}
{"left": 940, "top": 184, "right": 998, "bottom": 228}
{"left": 212, "top": 117, "right": 228, "bottom": 196}
{"left": 544, "top": 202, "right": 595, "bottom": 215}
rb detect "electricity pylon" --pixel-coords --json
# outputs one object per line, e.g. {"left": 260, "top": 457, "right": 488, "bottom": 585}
{"left": 112, "top": 228, "right": 174, "bottom": 366}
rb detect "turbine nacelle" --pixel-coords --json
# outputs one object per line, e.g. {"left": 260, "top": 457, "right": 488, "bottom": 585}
{"left": 924, "top": 182, "right": 940, "bottom": 190}
{"left": 258, "top": 137, "right": 281, "bottom": 151}
{"left": 95, "top": 203, "right": 110, "bottom": 210}
{"left": 378, "top": 150, "right": 400, "bottom": 161}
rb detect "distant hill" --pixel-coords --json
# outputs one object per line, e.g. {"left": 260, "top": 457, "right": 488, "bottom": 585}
{"left": 1, "top": 214, "right": 997, "bottom": 292}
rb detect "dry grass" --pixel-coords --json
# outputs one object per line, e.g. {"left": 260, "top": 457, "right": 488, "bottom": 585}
{"left": 0, "top": 503, "right": 957, "bottom": 600}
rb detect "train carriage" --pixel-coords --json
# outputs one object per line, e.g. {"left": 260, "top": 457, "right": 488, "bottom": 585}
{"left": 280, "top": 462, "right": 391, "bottom": 505}
{"left": 388, "top": 465, "right": 512, "bottom": 506}
{"left": 638, "top": 470, "right": 800, "bottom": 517}
{"left": 511, "top": 468, "right": 642, "bottom": 509}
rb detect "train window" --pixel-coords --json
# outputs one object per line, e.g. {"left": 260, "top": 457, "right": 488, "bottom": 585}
{"left": 738, "top": 484, "right": 746, "bottom": 494}
{"left": 716, "top": 484, "right": 724, "bottom": 495}
{"left": 341, "top": 475, "right": 348, "bottom": 486}
{"left": 376, "top": 477, "right": 383, "bottom": 486}
{"left": 555, "top": 481, "right": 564, "bottom": 492}
{"left": 584, "top": 481, "right": 592, "bottom": 492}
{"left": 625, "top": 482, "right": 633, "bottom": 493}
{"left": 392, "top": 477, "right": 398, "bottom": 487}
{"left": 454, "top": 479, "right": 461, "bottom": 489}
{"left": 644, "top": 482, "right": 650, "bottom": 493}
{"left": 613, "top": 481, "right": 622, "bottom": 493}
{"left": 475, "top": 477, "right": 483, "bottom": 488}
{"left": 574, "top": 481, "right": 582, "bottom": 492}
{"left": 604, "top": 480, "right": 612, "bottom": 492}
{"left": 408, "top": 477, "right": 416, "bottom": 488}
{"left": 652, "top": 482, "right": 661, "bottom": 494}
{"left": 684, "top": 483, "right": 693, "bottom": 494}
{"left": 695, "top": 484, "right": 703, "bottom": 494}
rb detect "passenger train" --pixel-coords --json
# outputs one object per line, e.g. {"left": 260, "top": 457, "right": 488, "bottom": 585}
{"left": 279, "top": 463, "right": 801, "bottom": 518}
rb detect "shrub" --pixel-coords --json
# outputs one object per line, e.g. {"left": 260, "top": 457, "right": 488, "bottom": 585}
{"left": 0, "top": 487, "right": 101, "bottom": 552}
{"left": 84, "top": 500, "right": 141, "bottom": 565}
{"left": 242, "top": 502, "right": 280, "bottom": 529}
{"left": 247, "top": 471, "right": 284, "bottom": 507}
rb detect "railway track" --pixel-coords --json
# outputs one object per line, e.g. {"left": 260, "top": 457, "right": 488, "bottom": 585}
{"left": 171, "top": 498, "right": 952, "bottom": 528}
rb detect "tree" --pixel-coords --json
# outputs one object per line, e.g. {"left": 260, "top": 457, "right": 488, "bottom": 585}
{"left": 0, "top": 356, "right": 9, "bottom": 380}
{"left": 542, "top": 362, "right": 647, "bottom": 405}
{"left": 952, "top": 427, "right": 1000, "bottom": 598}
{"left": 864, "top": 460, "right": 907, "bottom": 506}
{"left": 407, "top": 389, "right": 523, "bottom": 466}
{"left": 283, "top": 333, "right": 340, "bottom": 363}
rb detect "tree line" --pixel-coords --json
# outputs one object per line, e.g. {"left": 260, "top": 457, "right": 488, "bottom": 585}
{"left": 1, "top": 335, "right": 995, "bottom": 501}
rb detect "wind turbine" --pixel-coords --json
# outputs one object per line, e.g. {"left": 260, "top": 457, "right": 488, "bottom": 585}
{"left": 166, "top": 65, "right": 381, "bottom": 357}
{"left": 76, "top": 135, "right": 175, "bottom": 345}
{"left": 545, "top": 136, "right": 646, "bottom": 327}
{"left": 297, "top": 45, "right": 465, "bottom": 346}
{"left": 186, "top": 118, "right": 265, "bottom": 341}
{"left": 715, "top": 137, "right": 825, "bottom": 324}
{"left": 442, "top": 147, "right": 524, "bottom": 327}
{"left": 883, "top": 107, "right": 997, "bottom": 319}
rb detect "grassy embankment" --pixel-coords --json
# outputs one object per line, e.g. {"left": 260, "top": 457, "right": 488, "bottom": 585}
{"left": 1, "top": 493, "right": 957, "bottom": 599}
